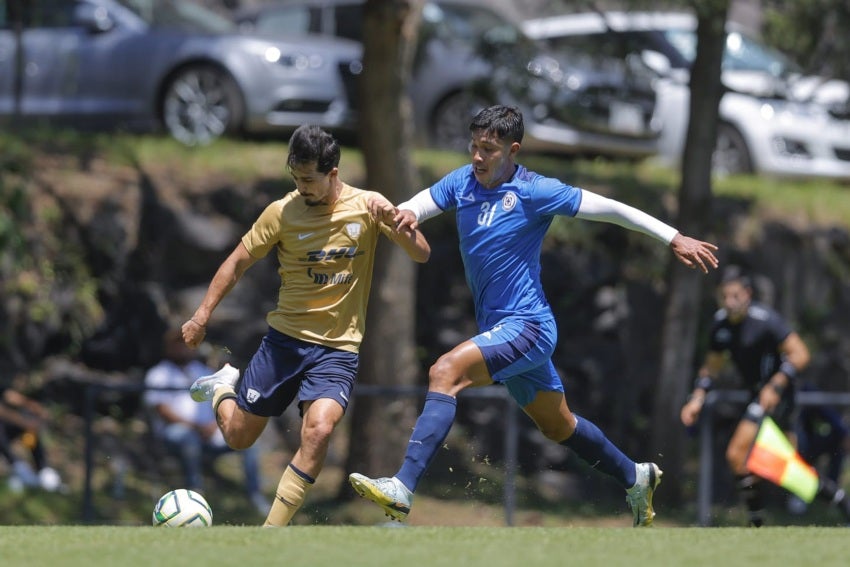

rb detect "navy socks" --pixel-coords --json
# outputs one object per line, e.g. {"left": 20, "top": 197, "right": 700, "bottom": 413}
{"left": 396, "top": 392, "right": 457, "bottom": 492}
{"left": 561, "top": 414, "right": 636, "bottom": 487}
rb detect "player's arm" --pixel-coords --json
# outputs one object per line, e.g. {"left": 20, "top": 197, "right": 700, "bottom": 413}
{"left": 681, "top": 351, "right": 725, "bottom": 427}
{"left": 367, "top": 192, "right": 432, "bottom": 263}
{"left": 575, "top": 190, "right": 719, "bottom": 273}
{"left": 383, "top": 220, "right": 432, "bottom": 263}
{"left": 762, "top": 332, "right": 810, "bottom": 400}
{"left": 182, "top": 242, "right": 259, "bottom": 348}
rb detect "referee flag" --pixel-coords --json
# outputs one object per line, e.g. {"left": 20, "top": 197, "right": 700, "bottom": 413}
{"left": 746, "top": 416, "right": 819, "bottom": 503}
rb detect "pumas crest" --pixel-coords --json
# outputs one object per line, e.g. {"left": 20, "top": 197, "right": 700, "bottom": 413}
{"left": 345, "top": 223, "right": 362, "bottom": 239}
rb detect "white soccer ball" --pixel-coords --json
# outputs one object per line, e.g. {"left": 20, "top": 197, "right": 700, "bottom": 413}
{"left": 152, "top": 489, "right": 213, "bottom": 527}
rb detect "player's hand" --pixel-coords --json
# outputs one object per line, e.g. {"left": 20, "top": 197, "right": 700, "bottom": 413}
{"left": 393, "top": 209, "right": 419, "bottom": 233}
{"left": 182, "top": 319, "right": 206, "bottom": 349}
{"left": 680, "top": 398, "right": 703, "bottom": 427}
{"left": 670, "top": 234, "right": 719, "bottom": 274}
{"left": 367, "top": 195, "right": 398, "bottom": 225}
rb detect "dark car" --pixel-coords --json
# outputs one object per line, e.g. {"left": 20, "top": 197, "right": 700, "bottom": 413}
{"left": 235, "top": 0, "right": 662, "bottom": 158}
{"left": 0, "top": 0, "right": 362, "bottom": 144}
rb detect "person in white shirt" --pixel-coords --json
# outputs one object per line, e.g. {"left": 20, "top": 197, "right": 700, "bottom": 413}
{"left": 144, "top": 329, "right": 269, "bottom": 514}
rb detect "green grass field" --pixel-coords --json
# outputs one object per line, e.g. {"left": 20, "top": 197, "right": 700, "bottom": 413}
{"left": 0, "top": 525, "right": 847, "bottom": 567}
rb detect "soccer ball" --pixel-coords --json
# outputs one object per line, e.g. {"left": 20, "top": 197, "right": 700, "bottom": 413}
{"left": 152, "top": 489, "right": 213, "bottom": 527}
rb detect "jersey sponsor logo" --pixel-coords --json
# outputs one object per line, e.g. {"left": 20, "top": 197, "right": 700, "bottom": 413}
{"left": 303, "top": 246, "right": 363, "bottom": 262}
{"left": 307, "top": 268, "right": 354, "bottom": 285}
{"left": 501, "top": 191, "right": 517, "bottom": 212}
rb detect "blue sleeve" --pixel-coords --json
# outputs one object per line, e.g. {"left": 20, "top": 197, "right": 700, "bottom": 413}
{"left": 527, "top": 175, "right": 582, "bottom": 218}
{"left": 429, "top": 165, "right": 471, "bottom": 211}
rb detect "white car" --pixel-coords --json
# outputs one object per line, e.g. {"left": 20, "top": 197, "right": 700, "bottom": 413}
{"left": 523, "top": 11, "right": 850, "bottom": 180}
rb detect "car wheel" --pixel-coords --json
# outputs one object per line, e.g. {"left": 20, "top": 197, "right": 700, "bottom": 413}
{"left": 161, "top": 65, "right": 244, "bottom": 146}
{"left": 431, "top": 91, "right": 489, "bottom": 152}
{"left": 713, "top": 123, "right": 753, "bottom": 176}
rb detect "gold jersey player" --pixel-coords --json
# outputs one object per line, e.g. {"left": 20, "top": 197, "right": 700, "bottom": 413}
{"left": 182, "top": 125, "right": 431, "bottom": 526}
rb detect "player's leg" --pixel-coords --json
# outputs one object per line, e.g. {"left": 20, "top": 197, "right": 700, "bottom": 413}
{"left": 727, "top": 403, "right": 765, "bottom": 526}
{"left": 349, "top": 338, "right": 491, "bottom": 521}
{"left": 265, "top": 398, "right": 346, "bottom": 526}
{"left": 521, "top": 385, "right": 661, "bottom": 526}
{"left": 265, "top": 344, "right": 357, "bottom": 526}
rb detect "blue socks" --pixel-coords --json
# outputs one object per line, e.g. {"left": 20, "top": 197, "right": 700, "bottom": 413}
{"left": 396, "top": 392, "right": 457, "bottom": 492}
{"left": 561, "top": 415, "right": 636, "bottom": 488}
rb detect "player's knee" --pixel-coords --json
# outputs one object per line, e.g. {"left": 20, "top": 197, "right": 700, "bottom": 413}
{"left": 302, "top": 418, "right": 334, "bottom": 447}
{"left": 428, "top": 356, "right": 462, "bottom": 391}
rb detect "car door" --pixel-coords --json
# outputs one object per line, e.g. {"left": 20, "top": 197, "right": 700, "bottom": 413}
{"left": 7, "top": 0, "right": 90, "bottom": 117}
{"left": 4, "top": 0, "right": 153, "bottom": 124}
{"left": 0, "top": 1, "right": 19, "bottom": 114}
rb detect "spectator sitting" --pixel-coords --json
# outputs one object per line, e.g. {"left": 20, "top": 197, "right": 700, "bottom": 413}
{"left": 0, "top": 380, "right": 64, "bottom": 493}
{"left": 144, "top": 329, "right": 269, "bottom": 514}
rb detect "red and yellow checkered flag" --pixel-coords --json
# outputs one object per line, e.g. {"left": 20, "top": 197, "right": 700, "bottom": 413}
{"left": 746, "top": 416, "right": 819, "bottom": 503}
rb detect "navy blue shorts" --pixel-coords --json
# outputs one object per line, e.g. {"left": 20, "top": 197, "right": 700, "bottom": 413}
{"left": 236, "top": 327, "right": 359, "bottom": 417}
{"left": 471, "top": 315, "right": 563, "bottom": 407}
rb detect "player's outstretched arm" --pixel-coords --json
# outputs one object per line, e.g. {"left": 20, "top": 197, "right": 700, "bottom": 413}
{"left": 670, "top": 234, "right": 719, "bottom": 274}
{"left": 183, "top": 242, "right": 258, "bottom": 348}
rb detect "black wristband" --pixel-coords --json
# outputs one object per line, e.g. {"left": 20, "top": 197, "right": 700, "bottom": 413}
{"left": 779, "top": 360, "right": 797, "bottom": 380}
{"left": 694, "top": 375, "right": 713, "bottom": 391}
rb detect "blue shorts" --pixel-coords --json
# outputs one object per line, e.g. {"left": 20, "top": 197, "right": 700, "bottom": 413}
{"left": 236, "top": 327, "right": 359, "bottom": 417}
{"left": 471, "top": 316, "right": 563, "bottom": 407}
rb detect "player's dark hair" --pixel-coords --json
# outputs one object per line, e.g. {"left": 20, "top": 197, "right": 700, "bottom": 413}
{"left": 287, "top": 124, "right": 340, "bottom": 174}
{"left": 469, "top": 105, "right": 524, "bottom": 144}
{"left": 720, "top": 265, "right": 753, "bottom": 290}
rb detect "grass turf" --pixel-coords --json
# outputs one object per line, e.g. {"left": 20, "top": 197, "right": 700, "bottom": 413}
{"left": 0, "top": 525, "right": 847, "bottom": 567}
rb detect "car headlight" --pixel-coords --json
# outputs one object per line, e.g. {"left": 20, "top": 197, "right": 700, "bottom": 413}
{"left": 263, "top": 46, "right": 324, "bottom": 70}
{"left": 759, "top": 99, "right": 824, "bottom": 120}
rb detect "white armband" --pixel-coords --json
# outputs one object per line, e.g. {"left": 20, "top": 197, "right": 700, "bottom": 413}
{"left": 575, "top": 189, "right": 678, "bottom": 244}
{"left": 397, "top": 188, "right": 443, "bottom": 223}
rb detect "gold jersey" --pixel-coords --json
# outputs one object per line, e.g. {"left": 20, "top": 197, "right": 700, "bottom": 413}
{"left": 242, "top": 183, "right": 393, "bottom": 353}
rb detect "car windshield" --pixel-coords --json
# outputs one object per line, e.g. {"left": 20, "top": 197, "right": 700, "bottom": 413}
{"left": 116, "top": 0, "right": 235, "bottom": 32}
{"left": 424, "top": 2, "right": 527, "bottom": 48}
{"left": 664, "top": 28, "right": 801, "bottom": 77}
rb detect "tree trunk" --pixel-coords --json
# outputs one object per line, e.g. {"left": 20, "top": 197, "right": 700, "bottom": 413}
{"left": 652, "top": 0, "right": 729, "bottom": 505}
{"left": 342, "top": 0, "right": 425, "bottom": 496}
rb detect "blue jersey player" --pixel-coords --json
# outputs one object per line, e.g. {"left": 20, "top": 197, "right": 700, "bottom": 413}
{"left": 350, "top": 105, "right": 719, "bottom": 526}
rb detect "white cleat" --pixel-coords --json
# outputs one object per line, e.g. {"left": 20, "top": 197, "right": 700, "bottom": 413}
{"left": 626, "top": 462, "right": 662, "bottom": 527}
{"left": 349, "top": 473, "right": 413, "bottom": 522}
{"left": 189, "top": 363, "right": 240, "bottom": 402}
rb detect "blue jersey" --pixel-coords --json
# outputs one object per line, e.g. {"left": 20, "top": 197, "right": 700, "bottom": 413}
{"left": 429, "top": 164, "right": 582, "bottom": 329}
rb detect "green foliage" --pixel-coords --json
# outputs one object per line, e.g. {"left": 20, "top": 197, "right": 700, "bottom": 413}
{"left": 0, "top": 135, "right": 104, "bottom": 366}
{"left": 763, "top": 0, "right": 850, "bottom": 80}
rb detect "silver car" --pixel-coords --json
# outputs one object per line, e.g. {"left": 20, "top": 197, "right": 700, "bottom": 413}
{"left": 0, "top": 0, "right": 362, "bottom": 144}
{"left": 524, "top": 11, "right": 850, "bottom": 180}
{"left": 235, "top": 0, "right": 662, "bottom": 158}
